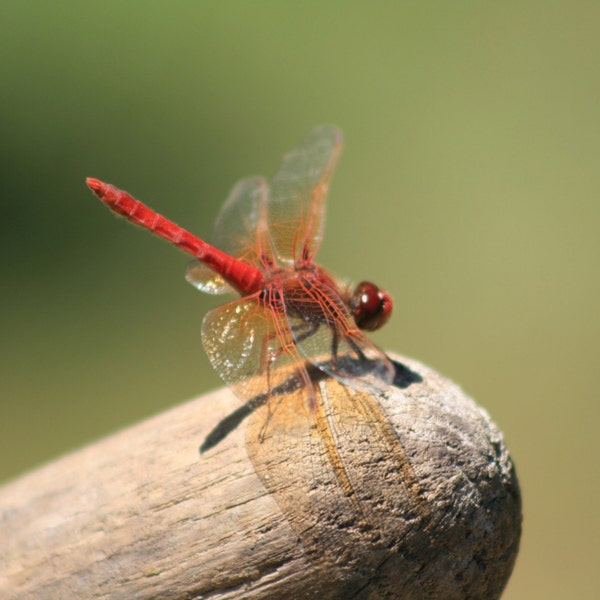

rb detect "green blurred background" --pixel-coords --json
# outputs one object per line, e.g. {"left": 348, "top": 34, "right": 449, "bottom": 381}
{"left": 1, "top": 2, "right": 597, "bottom": 597}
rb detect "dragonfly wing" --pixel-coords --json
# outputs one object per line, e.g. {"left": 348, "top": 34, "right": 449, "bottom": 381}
{"left": 283, "top": 276, "right": 395, "bottom": 391}
{"left": 201, "top": 294, "right": 315, "bottom": 417}
{"left": 269, "top": 126, "right": 343, "bottom": 264}
{"left": 185, "top": 260, "right": 234, "bottom": 294}
{"left": 246, "top": 374, "right": 428, "bottom": 586}
{"left": 186, "top": 176, "right": 273, "bottom": 294}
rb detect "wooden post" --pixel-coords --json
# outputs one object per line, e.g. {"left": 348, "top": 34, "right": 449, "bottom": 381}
{"left": 0, "top": 356, "right": 521, "bottom": 599}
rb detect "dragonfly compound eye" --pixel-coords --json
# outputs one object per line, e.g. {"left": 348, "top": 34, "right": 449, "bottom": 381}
{"left": 350, "top": 281, "right": 393, "bottom": 331}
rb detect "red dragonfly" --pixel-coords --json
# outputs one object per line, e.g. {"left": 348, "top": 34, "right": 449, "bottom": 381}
{"left": 86, "top": 126, "right": 394, "bottom": 441}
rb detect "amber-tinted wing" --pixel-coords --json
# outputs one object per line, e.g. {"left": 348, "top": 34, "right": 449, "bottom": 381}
{"left": 186, "top": 176, "right": 272, "bottom": 294}
{"left": 246, "top": 374, "right": 429, "bottom": 588}
{"left": 201, "top": 292, "right": 319, "bottom": 420}
{"left": 268, "top": 126, "right": 343, "bottom": 265}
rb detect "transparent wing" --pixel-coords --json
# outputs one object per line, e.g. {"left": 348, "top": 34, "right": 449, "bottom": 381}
{"left": 246, "top": 375, "right": 429, "bottom": 590}
{"left": 201, "top": 293, "right": 315, "bottom": 414}
{"left": 185, "top": 260, "right": 234, "bottom": 294}
{"left": 282, "top": 275, "right": 395, "bottom": 392}
{"left": 269, "top": 125, "right": 343, "bottom": 265}
{"left": 186, "top": 176, "right": 273, "bottom": 294}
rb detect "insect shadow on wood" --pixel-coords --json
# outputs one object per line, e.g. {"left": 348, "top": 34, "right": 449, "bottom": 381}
{"left": 199, "top": 359, "right": 422, "bottom": 454}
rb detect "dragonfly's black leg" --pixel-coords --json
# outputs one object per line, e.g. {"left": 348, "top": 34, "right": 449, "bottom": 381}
{"left": 346, "top": 334, "right": 368, "bottom": 362}
{"left": 290, "top": 320, "right": 320, "bottom": 344}
{"left": 330, "top": 328, "right": 340, "bottom": 368}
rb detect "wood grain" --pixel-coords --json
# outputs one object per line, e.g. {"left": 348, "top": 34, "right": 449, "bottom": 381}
{"left": 0, "top": 356, "right": 521, "bottom": 599}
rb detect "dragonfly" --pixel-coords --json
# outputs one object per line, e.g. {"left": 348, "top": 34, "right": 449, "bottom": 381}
{"left": 86, "top": 126, "right": 395, "bottom": 433}
{"left": 87, "top": 127, "right": 429, "bottom": 574}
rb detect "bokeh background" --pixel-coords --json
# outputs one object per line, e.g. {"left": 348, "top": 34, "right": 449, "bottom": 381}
{"left": 1, "top": 3, "right": 598, "bottom": 598}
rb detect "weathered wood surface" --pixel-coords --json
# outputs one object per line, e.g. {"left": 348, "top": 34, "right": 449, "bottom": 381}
{"left": 0, "top": 356, "right": 521, "bottom": 599}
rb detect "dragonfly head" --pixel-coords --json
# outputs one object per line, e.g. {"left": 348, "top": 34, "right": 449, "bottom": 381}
{"left": 349, "top": 281, "right": 393, "bottom": 332}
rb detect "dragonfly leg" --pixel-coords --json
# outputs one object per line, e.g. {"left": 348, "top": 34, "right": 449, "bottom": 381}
{"left": 289, "top": 319, "right": 320, "bottom": 344}
{"left": 345, "top": 333, "right": 368, "bottom": 362}
{"left": 329, "top": 327, "right": 369, "bottom": 369}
